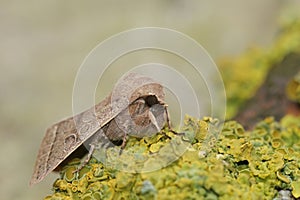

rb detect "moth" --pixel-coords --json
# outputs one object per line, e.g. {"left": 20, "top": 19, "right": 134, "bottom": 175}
{"left": 30, "top": 73, "right": 171, "bottom": 185}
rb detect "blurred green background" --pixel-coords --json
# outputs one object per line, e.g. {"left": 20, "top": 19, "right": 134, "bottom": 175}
{"left": 1, "top": 1, "right": 300, "bottom": 199}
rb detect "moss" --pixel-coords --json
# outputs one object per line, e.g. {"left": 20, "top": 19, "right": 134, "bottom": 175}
{"left": 44, "top": 115, "right": 300, "bottom": 200}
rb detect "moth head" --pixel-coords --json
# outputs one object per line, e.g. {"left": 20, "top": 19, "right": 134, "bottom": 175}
{"left": 144, "top": 94, "right": 163, "bottom": 106}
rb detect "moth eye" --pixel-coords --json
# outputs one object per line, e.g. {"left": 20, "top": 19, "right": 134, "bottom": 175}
{"left": 145, "top": 95, "right": 159, "bottom": 106}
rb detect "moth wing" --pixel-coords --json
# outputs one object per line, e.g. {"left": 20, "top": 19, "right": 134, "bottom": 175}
{"left": 30, "top": 86, "right": 132, "bottom": 185}
{"left": 29, "top": 112, "right": 95, "bottom": 185}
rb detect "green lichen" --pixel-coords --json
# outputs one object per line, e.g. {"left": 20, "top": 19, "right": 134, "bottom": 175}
{"left": 44, "top": 115, "right": 300, "bottom": 200}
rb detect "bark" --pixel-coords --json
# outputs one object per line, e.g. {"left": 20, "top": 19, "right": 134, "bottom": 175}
{"left": 233, "top": 53, "right": 300, "bottom": 130}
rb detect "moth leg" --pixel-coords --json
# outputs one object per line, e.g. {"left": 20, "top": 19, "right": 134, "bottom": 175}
{"left": 73, "top": 144, "right": 95, "bottom": 173}
{"left": 163, "top": 104, "right": 172, "bottom": 130}
{"left": 119, "top": 133, "right": 128, "bottom": 155}
{"left": 163, "top": 104, "right": 184, "bottom": 136}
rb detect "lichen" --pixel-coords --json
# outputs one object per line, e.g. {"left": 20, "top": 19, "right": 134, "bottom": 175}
{"left": 44, "top": 115, "right": 300, "bottom": 200}
{"left": 286, "top": 71, "right": 300, "bottom": 103}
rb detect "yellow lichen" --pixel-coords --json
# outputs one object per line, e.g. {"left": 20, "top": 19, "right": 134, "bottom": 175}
{"left": 44, "top": 114, "right": 300, "bottom": 199}
{"left": 291, "top": 181, "right": 300, "bottom": 198}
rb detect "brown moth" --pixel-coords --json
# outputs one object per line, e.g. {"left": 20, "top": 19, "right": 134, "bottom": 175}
{"left": 30, "top": 73, "right": 169, "bottom": 185}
